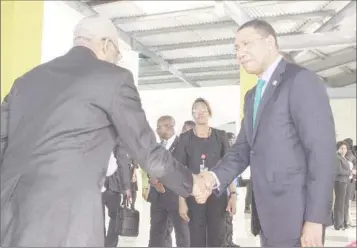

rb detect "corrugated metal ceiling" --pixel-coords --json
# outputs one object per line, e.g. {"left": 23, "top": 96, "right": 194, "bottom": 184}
{"left": 79, "top": 0, "right": 356, "bottom": 90}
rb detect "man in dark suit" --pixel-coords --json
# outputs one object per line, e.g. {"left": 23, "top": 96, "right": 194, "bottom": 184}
{"left": 0, "top": 16, "right": 207, "bottom": 247}
{"left": 148, "top": 116, "right": 190, "bottom": 247}
{"left": 199, "top": 19, "right": 336, "bottom": 247}
{"left": 102, "top": 145, "right": 132, "bottom": 247}
{"left": 181, "top": 120, "right": 196, "bottom": 134}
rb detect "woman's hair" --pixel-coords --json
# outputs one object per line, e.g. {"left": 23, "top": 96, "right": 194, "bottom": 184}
{"left": 192, "top": 97, "right": 212, "bottom": 116}
{"left": 337, "top": 140, "right": 348, "bottom": 150}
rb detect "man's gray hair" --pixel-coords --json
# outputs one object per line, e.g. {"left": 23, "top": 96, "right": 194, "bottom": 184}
{"left": 73, "top": 16, "right": 119, "bottom": 49}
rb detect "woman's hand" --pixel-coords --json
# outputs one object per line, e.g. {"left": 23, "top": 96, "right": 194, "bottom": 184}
{"left": 226, "top": 194, "right": 237, "bottom": 216}
{"left": 179, "top": 197, "right": 190, "bottom": 222}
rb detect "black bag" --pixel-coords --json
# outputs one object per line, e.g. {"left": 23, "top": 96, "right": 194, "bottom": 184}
{"left": 115, "top": 198, "right": 140, "bottom": 237}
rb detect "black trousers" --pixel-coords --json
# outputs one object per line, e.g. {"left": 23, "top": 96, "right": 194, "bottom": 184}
{"left": 245, "top": 180, "right": 252, "bottom": 209}
{"left": 187, "top": 194, "right": 227, "bottom": 247}
{"left": 102, "top": 189, "right": 121, "bottom": 247}
{"left": 334, "top": 181, "right": 348, "bottom": 229}
{"left": 148, "top": 200, "right": 190, "bottom": 247}
{"left": 224, "top": 212, "right": 234, "bottom": 245}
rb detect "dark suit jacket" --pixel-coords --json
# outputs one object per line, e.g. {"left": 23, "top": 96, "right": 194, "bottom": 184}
{"left": 0, "top": 46, "right": 193, "bottom": 247}
{"left": 335, "top": 154, "right": 352, "bottom": 183}
{"left": 104, "top": 145, "right": 131, "bottom": 193}
{"left": 211, "top": 59, "right": 336, "bottom": 244}
{"left": 147, "top": 136, "right": 180, "bottom": 209}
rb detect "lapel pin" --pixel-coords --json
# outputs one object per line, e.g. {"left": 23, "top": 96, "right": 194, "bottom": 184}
{"left": 272, "top": 80, "right": 277, "bottom": 86}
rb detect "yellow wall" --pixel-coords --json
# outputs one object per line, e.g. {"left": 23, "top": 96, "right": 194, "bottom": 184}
{"left": 239, "top": 67, "right": 257, "bottom": 120}
{"left": 1, "top": 1, "right": 44, "bottom": 101}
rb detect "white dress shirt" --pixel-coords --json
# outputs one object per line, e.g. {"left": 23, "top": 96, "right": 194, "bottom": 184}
{"left": 164, "top": 134, "right": 177, "bottom": 150}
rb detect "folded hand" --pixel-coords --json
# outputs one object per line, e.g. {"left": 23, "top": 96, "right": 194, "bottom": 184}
{"left": 191, "top": 172, "right": 216, "bottom": 204}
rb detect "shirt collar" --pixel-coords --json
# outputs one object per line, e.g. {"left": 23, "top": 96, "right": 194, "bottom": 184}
{"left": 164, "top": 134, "right": 177, "bottom": 150}
{"left": 260, "top": 55, "right": 282, "bottom": 83}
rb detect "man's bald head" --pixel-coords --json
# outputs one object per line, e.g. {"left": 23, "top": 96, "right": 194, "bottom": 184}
{"left": 73, "top": 16, "right": 120, "bottom": 64}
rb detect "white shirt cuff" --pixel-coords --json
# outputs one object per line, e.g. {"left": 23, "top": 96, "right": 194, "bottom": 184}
{"left": 209, "top": 171, "right": 220, "bottom": 190}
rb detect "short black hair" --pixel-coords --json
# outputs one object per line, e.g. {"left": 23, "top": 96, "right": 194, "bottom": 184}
{"left": 237, "top": 19, "right": 278, "bottom": 47}
{"left": 157, "top": 115, "right": 175, "bottom": 126}
{"left": 183, "top": 120, "right": 195, "bottom": 127}
{"left": 227, "top": 132, "right": 235, "bottom": 139}
{"left": 280, "top": 51, "right": 295, "bottom": 63}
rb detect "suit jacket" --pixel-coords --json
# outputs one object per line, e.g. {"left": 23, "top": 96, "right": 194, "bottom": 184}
{"left": 0, "top": 46, "right": 193, "bottom": 247}
{"left": 147, "top": 136, "right": 180, "bottom": 209}
{"left": 335, "top": 154, "right": 352, "bottom": 183}
{"left": 104, "top": 145, "right": 131, "bottom": 193}
{"left": 210, "top": 59, "right": 336, "bottom": 243}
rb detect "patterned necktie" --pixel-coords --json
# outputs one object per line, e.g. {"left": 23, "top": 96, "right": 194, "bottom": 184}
{"left": 253, "top": 79, "right": 266, "bottom": 127}
{"left": 160, "top": 140, "right": 167, "bottom": 149}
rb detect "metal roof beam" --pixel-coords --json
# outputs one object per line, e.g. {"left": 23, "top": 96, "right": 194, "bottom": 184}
{"left": 149, "top": 31, "right": 355, "bottom": 52}
{"left": 140, "top": 54, "right": 236, "bottom": 67}
{"left": 129, "top": 10, "right": 335, "bottom": 38}
{"left": 140, "top": 49, "right": 355, "bottom": 78}
{"left": 221, "top": 1, "right": 252, "bottom": 25}
{"left": 131, "top": 21, "right": 236, "bottom": 37}
{"left": 325, "top": 73, "right": 356, "bottom": 87}
{"left": 64, "top": 1, "right": 200, "bottom": 87}
{"left": 140, "top": 65, "right": 239, "bottom": 77}
{"left": 305, "top": 49, "right": 356, "bottom": 72}
{"left": 139, "top": 73, "right": 238, "bottom": 85}
{"left": 293, "top": 1, "right": 357, "bottom": 59}
{"left": 327, "top": 85, "right": 356, "bottom": 99}
{"left": 113, "top": 6, "right": 215, "bottom": 24}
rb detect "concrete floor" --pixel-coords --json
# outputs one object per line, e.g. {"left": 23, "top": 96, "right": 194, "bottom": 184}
{"left": 106, "top": 181, "right": 356, "bottom": 247}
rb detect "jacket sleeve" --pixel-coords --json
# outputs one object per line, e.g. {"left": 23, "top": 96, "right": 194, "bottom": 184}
{"left": 113, "top": 145, "right": 131, "bottom": 191}
{"left": 337, "top": 157, "right": 352, "bottom": 177}
{"left": 210, "top": 92, "right": 252, "bottom": 194}
{"left": 108, "top": 70, "right": 193, "bottom": 198}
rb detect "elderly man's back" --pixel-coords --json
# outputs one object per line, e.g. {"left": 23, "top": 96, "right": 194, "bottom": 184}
{"left": 1, "top": 46, "right": 131, "bottom": 246}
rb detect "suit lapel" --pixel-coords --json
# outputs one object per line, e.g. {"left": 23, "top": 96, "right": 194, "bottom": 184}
{"left": 252, "top": 59, "right": 288, "bottom": 143}
{"left": 244, "top": 92, "right": 255, "bottom": 146}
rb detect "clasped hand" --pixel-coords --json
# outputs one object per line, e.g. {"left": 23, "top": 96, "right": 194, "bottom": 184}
{"left": 191, "top": 171, "right": 216, "bottom": 204}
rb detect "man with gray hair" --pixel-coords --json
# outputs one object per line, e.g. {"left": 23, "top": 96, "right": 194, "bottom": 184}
{"left": 0, "top": 16, "right": 208, "bottom": 246}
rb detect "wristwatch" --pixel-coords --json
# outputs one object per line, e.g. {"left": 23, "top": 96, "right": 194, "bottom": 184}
{"left": 229, "top": 191, "right": 237, "bottom": 197}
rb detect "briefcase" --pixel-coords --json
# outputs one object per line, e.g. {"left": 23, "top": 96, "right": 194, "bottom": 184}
{"left": 115, "top": 198, "right": 140, "bottom": 237}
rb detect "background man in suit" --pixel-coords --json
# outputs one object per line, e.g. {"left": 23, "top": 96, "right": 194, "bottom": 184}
{"left": 148, "top": 116, "right": 190, "bottom": 247}
{"left": 181, "top": 120, "right": 196, "bottom": 134}
{"left": 224, "top": 132, "right": 240, "bottom": 247}
{"left": 102, "top": 146, "right": 132, "bottom": 247}
{"left": 199, "top": 19, "right": 336, "bottom": 247}
{"left": 0, "top": 16, "right": 208, "bottom": 247}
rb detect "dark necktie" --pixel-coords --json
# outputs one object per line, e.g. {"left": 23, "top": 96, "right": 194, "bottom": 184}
{"left": 253, "top": 79, "right": 266, "bottom": 127}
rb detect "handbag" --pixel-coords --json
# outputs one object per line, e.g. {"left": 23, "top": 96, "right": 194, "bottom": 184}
{"left": 115, "top": 197, "right": 140, "bottom": 237}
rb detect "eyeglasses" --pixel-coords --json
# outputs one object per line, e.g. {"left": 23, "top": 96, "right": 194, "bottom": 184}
{"left": 192, "top": 108, "right": 209, "bottom": 115}
{"left": 234, "top": 36, "right": 267, "bottom": 53}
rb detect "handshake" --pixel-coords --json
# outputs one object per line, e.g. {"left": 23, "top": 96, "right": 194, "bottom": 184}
{"left": 191, "top": 171, "right": 217, "bottom": 204}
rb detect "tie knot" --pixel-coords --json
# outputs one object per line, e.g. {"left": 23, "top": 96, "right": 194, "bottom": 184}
{"left": 160, "top": 140, "right": 167, "bottom": 147}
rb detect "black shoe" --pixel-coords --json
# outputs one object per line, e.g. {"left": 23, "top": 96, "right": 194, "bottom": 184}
{"left": 226, "top": 242, "right": 240, "bottom": 247}
{"left": 244, "top": 208, "right": 251, "bottom": 214}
